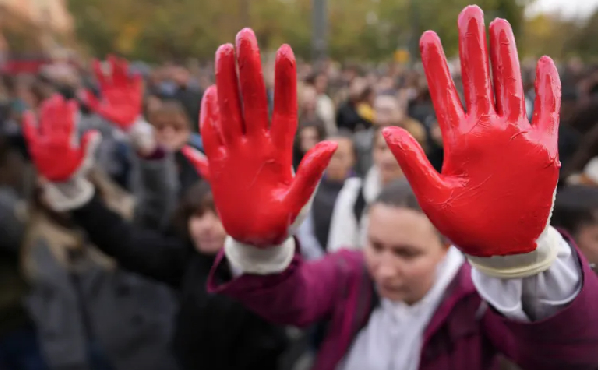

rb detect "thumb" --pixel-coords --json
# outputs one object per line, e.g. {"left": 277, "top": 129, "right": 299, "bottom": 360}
{"left": 22, "top": 111, "right": 38, "bottom": 144}
{"left": 287, "top": 140, "right": 337, "bottom": 213}
{"left": 81, "top": 89, "right": 101, "bottom": 112}
{"left": 79, "top": 130, "right": 101, "bottom": 174}
{"left": 382, "top": 126, "right": 449, "bottom": 199}
{"left": 182, "top": 146, "right": 211, "bottom": 180}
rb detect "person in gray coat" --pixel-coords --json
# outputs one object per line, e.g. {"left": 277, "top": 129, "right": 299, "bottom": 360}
{"left": 21, "top": 119, "right": 180, "bottom": 370}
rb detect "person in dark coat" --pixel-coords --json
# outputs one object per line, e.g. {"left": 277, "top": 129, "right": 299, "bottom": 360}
{"left": 68, "top": 181, "right": 288, "bottom": 370}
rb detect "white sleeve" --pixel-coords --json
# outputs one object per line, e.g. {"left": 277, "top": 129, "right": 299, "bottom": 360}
{"left": 327, "top": 179, "right": 361, "bottom": 253}
{"left": 472, "top": 227, "right": 582, "bottom": 322}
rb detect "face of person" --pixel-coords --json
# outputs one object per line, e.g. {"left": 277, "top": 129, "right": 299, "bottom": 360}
{"left": 300, "top": 126, "right": 320, "bottom": 153}
{"left": 374, "top": 97, "right": 399, "bottom": 126}
{"left": 188, "top": 209, "right": 227, "bottom": 255}
{"left": 301, "top": 87, "right": 317, "bottom": 112}
{"left": 151, "top": 111, "right": 190, "bottom": 151}
{"left": 315, "top": 74, "right": 328, "bottom": 95}
{"left": 326, "top": 136, "right": 354, "bottom": 181}
{"left": 576, "top": 222, "right": 598, "bottom": 266}
{"left": 364, "top": 204, "right": 447, "bottom": 304}
{"left": 372, "top": 132, "right": 403, "bottom": 185}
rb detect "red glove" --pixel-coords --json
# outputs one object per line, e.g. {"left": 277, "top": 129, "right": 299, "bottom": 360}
{"left": 82, "top": 56, "right": 142, "bottom": 131}
{"left": 23, "top": 95, "right": 99, "bottom": 182}
{"left": 183, "top": 29, "right": 337, "bottom": 247}
{"left": 383, "top": 6, "right": 560, "bottom": 258}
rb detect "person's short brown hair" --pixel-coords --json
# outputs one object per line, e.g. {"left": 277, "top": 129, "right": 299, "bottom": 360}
{"left": 373, "top": 178, "right": 422, "bottom": 212}
{"left": 173, "top": 181, "right": 215, "bottom": 239}
{"left": 148, "top": 100, "right": 192, "bottom": 131}
{"left": 373, "top": 178, "right": 447, "bottom": 244}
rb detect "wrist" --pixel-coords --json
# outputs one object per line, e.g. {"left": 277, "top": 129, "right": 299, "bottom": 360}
{"left": 128, "top": 118, "right": 156, "bottom": 154}
{"left": 224, "top": 236, "right": 295, "bottom": 275}
{"left": 43, "top": 177, "right": 95, "bottom": 212}
{"left": 467, "top": 225, "right": 561, "bottom": 279}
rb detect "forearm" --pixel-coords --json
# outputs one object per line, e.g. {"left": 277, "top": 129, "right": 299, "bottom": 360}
{"left": 209, "top": 236, "right": 350, "bottom": 327}
{"left": 71, "top": 193, "right": 187, "bottom": 286}
{"left": 131, "top": 148, "right": 178, "bottom": 230}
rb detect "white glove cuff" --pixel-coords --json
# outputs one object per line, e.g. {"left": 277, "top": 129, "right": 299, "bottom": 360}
{"left": 224, "top": 236, "right": 295, "bottom": 275}
{"left": 43, "top": 177, "right": 95, "bottom": 212}
{"left": 128, "top": 117, "right": 156, "bottom": 153}
{"left": 467, "top": 225, "right": 561, "bottom": 279}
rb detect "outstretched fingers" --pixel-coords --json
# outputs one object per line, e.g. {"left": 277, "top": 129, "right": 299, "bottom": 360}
{"left": 199, "top": 85, "right": 226, "bottom": 161}
{"left": 92, "top": 59, "right": 108, "bottom": 87}
{"left": 420, "top": 31, "right": 464, "bottom": 144}
{"left": 489, "top": 18, "right": 525, "bottom": 121}
{"left": 382, "top": 126, "right": 451, "bottom": 203}
{"left": 22, "top": 111, "right": 39, "bottom": 147}
{"left": 271, "top": 44, "right": 297, "bottom": 165}
{"left": 458, "top": 6, "right": 493, "bottom": 115}
{"left": 236, "top": 29, "right": 269, "bottom": 137}
{"left": 286, "top": 141, "right": 337, "bottom": 216}
{"left": 182, "top": 146, "right": 211, "bottom": 180}
{"left": 215, "top": 44, "right": 244, "bottom": 142}
{"left": 531, "top": 56, "right": 561, "bottom": 148}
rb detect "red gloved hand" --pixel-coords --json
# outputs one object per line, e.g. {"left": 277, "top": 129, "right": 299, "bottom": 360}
{"left": 23, "top": 95, "right": 99, "bottom": 182}
{"left": 82, "top": 56, "right": 142, "bottom": 131}
{"left": 383, "top": 6, "right": 560, "bottom": 258}
{"left": 183, "top": 29, "right": 337, "bottom": 247}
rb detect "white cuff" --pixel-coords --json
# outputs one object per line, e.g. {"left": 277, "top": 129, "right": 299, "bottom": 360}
{"left": 43, "top": 177, "right": 95, "bottom": 212}
{"left": 472, "top": 231, "right": 581, "bottom": 321}
{"left": 128, "top": 117, "right": 156, "bottom": 153}
{"left": 467, "top": 226, "right": 561, "bottom": 279}
{"left": 224, "top": 236, "right": 295, "bottom": 275}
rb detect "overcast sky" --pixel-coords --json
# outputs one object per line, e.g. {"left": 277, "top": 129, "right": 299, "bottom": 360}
{"left": 526, "top": 0, "right": 598, "bottom": 18}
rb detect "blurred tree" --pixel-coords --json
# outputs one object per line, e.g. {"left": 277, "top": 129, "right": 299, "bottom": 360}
{"left": 520, "top": 10, "right": 598, "bottom": 62}
{"left": 68, "top": 0, "right": 593, "bottom": 63}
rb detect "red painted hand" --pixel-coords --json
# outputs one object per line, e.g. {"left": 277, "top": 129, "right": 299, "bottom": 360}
{"left": 383, "top": 6, "right": 561, "bottom": 257}
{"left": 183, "top": 29, "right": 337, "bottom": 247}
{"left": 23, "top": 95, "right": 99, "bottom": 182}
{"left": 82, "top": 56, "right": 142, "bottom": 130}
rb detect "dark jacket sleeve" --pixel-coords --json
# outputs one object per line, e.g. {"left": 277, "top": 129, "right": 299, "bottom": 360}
{"left": 72, "top": 194, "right": 189, "bottom": 288}
{"left": 207, "top": 246, "right": 362, "bottom": 327}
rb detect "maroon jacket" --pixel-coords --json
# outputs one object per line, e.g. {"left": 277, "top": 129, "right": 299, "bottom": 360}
{"left": 208, "top": 241, "right": 597, "bottom": 370}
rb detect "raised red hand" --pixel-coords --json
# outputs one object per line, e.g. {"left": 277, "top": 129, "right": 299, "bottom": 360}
{"left": 383, "top": 6, "right": 560, "bottom": 257}
{"left": 23, "top": 95, "right": 99, "bottom": 182}
{"left": 183, "top": 29, "right": 337, "bottom": 247}
{"left": 82, "top": 55, "right": 142, "bottom": 130}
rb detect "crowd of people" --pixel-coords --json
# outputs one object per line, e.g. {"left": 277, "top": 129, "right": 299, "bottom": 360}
{"left": 0, "top": 7, "right": 597, "bottom": 370}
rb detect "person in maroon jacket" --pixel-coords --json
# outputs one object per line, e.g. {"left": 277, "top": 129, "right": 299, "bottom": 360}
{"left": 181, "top": 5, "right": 598, "bottom": 370}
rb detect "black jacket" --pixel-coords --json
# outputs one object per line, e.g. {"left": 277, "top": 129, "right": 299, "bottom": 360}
{"left": 72, "top": 195, "right": 288, "bottom": 370}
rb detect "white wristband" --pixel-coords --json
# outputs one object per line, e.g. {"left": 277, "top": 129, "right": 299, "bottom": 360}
{"left": 128, "top": 118, "right": 156, "bottom": 153}
{"left": 43, "top": 177, "right": 95, "bottom": 212}
{"left": 224, "top": 236, "right": 295, "bottom": 275}
{"left": 467, "top": 225, "right": 561, "bottom": 279}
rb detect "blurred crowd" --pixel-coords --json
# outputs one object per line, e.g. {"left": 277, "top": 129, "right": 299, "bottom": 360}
{"left": 0, "top": 51, "right": 597, "bottom": 370}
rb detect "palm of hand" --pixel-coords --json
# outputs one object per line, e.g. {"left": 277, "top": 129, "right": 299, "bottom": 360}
{"left": 23, "top": 95, "right": 97, "bottom": 182}
{"left": 187, "top": 30, "right": 337, "bottom": 247}
{"left": 383, "top": 6, "right": 560, "bottom": 256}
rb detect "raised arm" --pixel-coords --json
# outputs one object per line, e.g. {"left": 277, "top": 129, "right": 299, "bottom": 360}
{"left": 23, "top": 95, "right": 189, "bottom": 288}
{"left": 184, "top": 29, "right": 343, "bottom": 326}
{"left": 384, "top": 5, "right": 597, "bottom": 368}
{"left": 81, "top": 56, "right": 179, "bottom": 230}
